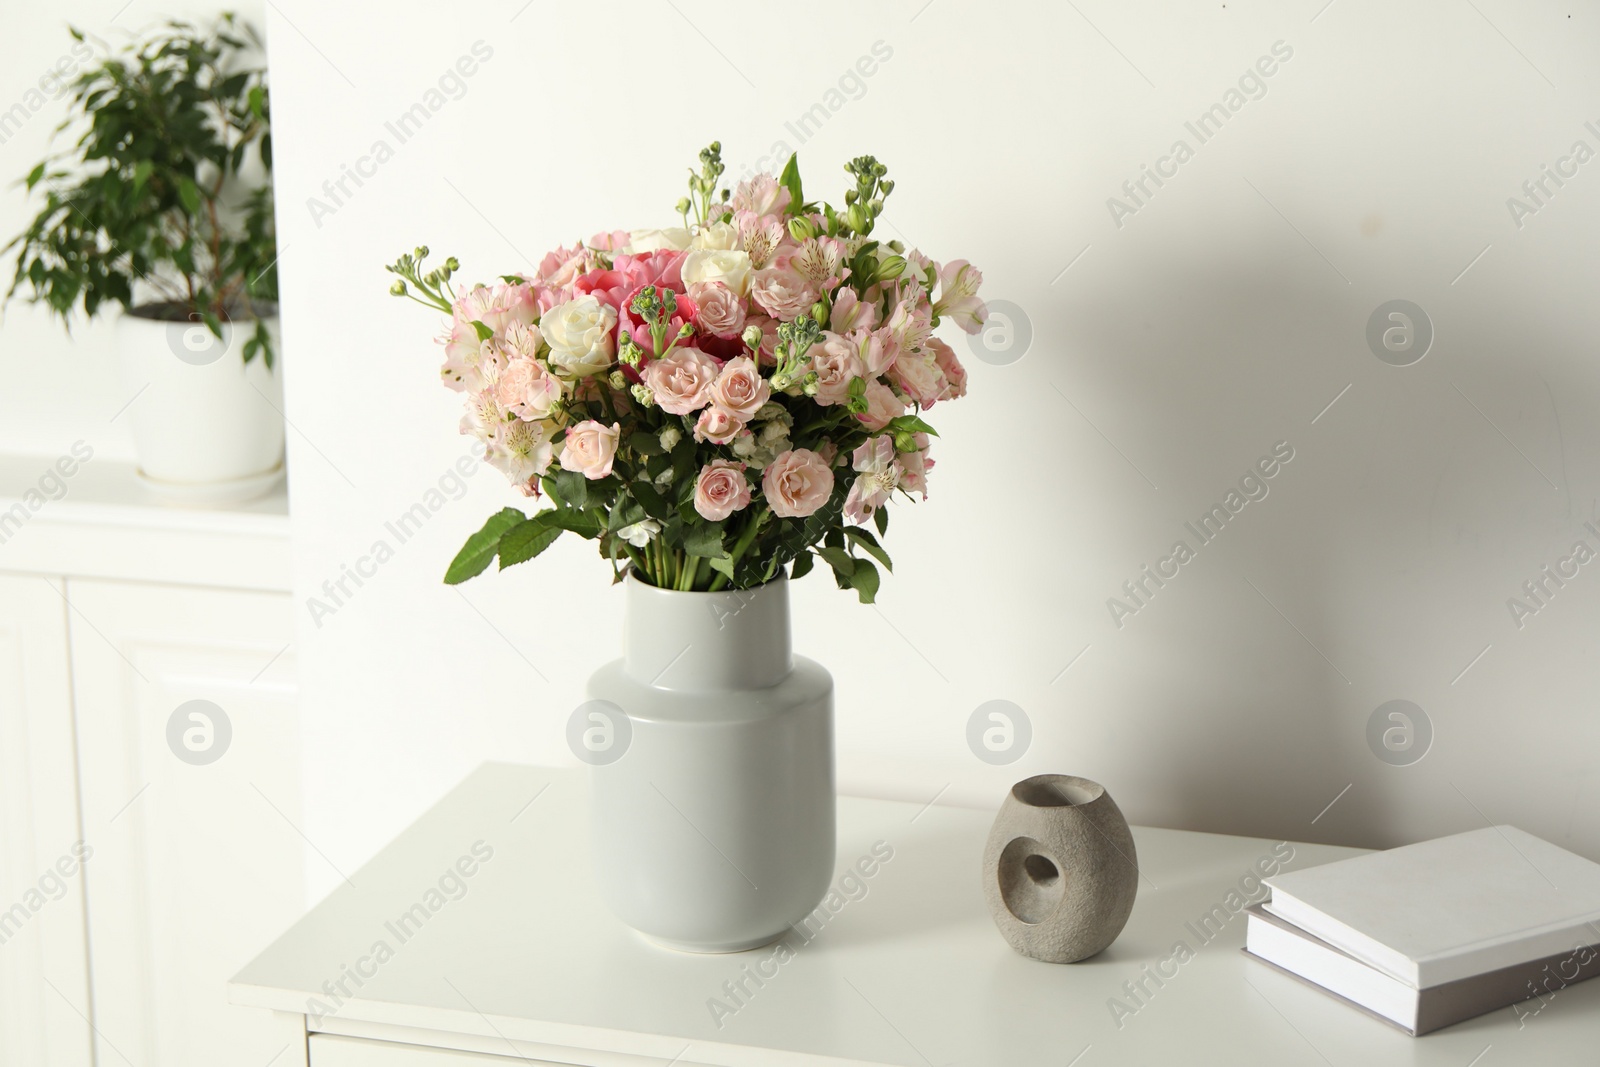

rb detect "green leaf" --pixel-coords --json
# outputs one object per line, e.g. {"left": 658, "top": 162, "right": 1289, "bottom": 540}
{"left": 849, "top": 558, "right": 880, "bottom": 603}
{"left": 444, "top": 507, "right": 526, "bottom": 584}
{"left": 25, "top": 163, "right": 45, "bottom": 191}
{"left": 778, "top": 152, "right": 804, "bottom": 215}
{"left": 845, "top": 527, "right": 892, "bottom": 572}
{"left": 177, "top": 176, "right": 201, "bottom": 213}
{"left": 628, "top": 431, "right": 665, "bottom": 456}
{"left": 470, "top": 319, "right": 493, "bottom": 342}
{"left": 815, "top": 544, "right": 855, "bottom": 577}
{"left": 708, "top": 556, "right": 735, "bottom": 580}
{"left": 497, "top": 519, "right": 562, "bottom": 568}
{"left": 631, "top": 480, "right": 671, "bottom": 521}
{"left": 886, "top": 414, "right": 938, "bottom": 438}
{"left": 541, "top": 508, "right": 602, "bottom": 539}
{"left": 551, "top": 469, "right": 588, "bottom": 509}
{"left": 790, "top": 550, "right": 814, "bottom": 580}
{"left": 873, "top": 506, "right": 889, "bottom": 536}
{"left": 682, "top": 520, "right": 727, "bottom": 559}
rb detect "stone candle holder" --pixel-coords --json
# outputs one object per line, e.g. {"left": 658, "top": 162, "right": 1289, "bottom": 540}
{"left": 982, "top": 774, "right": 1139, "bottom": 963}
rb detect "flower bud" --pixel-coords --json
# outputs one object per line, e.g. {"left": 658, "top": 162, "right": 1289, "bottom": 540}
{"left": 659, "top": 425, "right": 682, "bottom": 451}
{"left": 876, "top": 255, "right": 906, "bottom": 281}
{"left": 847, "top": 204, "right": 868, "bottom": 232}
{"left": 742, "top": 324, "right": 765, "bottom": 351}
{"left": 389, "top": 280, "right": 407, "bottom": 296}
{"left": 607, "top": 370, "right": 628, "bottom": 391}
{"left": 787, "top": 215, "right": 816, "bottom": 242}
{"left": 630, "top": 383, "right": 655, "bottom": 407}
{"left": 444, "top": 256, "right": 459, "bottom": 271}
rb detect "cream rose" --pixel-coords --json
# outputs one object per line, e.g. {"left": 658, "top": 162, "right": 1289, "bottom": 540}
{"left": 643, "top": 347, "right": 720, "bottom": 415}
{"left": 689, "top": 281, "right": 746, "bottom": 339}
{"left": 541, "top": 296, "right": 618, "bottom": 378}
{"left": 761, "top": 448, "right": 835, "bottom": 518}
{"left": 691, "top": 220, "right": 740, "bottom": 250}
{"left": 680, "top": 248, "right": 754, "bottom": 298}
{"left": 709, "top": 356, "right": 771, "bottom": 420}
{"left": 626, "top": 227, "right": 691, "bottom": 253}
{"left": 693, "top": 459, "right": 751, "bottom": 521}
{"left": 559, "top": 420, "right": 620, "bottom": 480}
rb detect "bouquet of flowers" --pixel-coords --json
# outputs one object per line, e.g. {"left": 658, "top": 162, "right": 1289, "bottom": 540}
{"left": 387, "top": 143, "right": 984, "bottom": 600}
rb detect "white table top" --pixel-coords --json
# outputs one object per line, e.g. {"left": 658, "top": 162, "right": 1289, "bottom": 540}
{"left": 231, "top": 764, "right": 1600, "bottom": 1065}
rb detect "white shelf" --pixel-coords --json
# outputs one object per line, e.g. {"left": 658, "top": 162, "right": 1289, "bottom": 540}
{"left": 0, "top": 452, "right": 291, "bottom": 591}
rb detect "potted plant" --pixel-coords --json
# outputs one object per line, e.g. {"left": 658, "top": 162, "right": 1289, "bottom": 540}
{"left": 388, "top": 143, "right": 985, "bottom": 951}
{"left": 3, "top": 14, "right": 283, "bottom": 503}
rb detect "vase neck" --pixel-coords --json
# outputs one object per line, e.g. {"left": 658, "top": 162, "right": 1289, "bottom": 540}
{"left": 623, "top": 573, "right": 792, "bottom": 690}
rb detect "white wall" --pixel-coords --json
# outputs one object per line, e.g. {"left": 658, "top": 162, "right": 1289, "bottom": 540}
{"left": 264, "top": 0, "right": 1600, "bottom": 898}
{"left": 0, "top": 0, "right": 264, "bottom": 461}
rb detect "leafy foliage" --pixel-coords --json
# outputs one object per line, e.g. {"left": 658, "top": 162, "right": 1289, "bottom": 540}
{"left": 2, "top": 15, "right": 278, "bottom": 365}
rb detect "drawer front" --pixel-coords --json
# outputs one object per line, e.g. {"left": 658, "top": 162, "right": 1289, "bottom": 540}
{"left": 310, "top": 1034, "right": 561, "bottom": 1066}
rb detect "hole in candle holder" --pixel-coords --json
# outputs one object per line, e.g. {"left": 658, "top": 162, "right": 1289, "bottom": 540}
{"left": 1024, "top": 854, "right": 1059, "bottom": 885}
{"left": 998, "top": 836, "right": 1066, "bottom": 925}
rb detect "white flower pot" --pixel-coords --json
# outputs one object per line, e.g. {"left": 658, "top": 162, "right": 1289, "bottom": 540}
{"left": 115, "top": 306, "right": 286, "bottom": 504}
{"left": 587, "top": 572, "right": 835, "bottom": 952}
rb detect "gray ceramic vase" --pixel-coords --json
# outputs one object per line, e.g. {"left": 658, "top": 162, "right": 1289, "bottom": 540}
{"left": 587, "top": 573, "right": 835, "bottom": 952}
{"left": 982, "top": 774, "right": 1138, "bottom": 963}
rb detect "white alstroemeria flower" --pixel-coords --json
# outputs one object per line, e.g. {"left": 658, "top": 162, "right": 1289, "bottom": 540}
{"left": 617, "top": 519, "right": 661, "bottom": 548}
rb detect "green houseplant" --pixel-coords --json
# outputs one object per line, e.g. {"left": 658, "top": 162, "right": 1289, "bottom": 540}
{"left": 3, "top": 14, "right": 286, "bottom": 500}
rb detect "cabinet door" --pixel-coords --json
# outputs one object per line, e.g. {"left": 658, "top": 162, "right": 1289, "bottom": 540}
{"left": 67, "top": 577, "right": 305, "bottom": 1067}
{"left": 0, "top": 574, "right": 93, "bottom": 1067}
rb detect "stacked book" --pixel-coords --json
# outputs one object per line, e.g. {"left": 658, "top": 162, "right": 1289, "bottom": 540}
{"left": 1245, "top": 825, "right": 1600, "bottom": 1035}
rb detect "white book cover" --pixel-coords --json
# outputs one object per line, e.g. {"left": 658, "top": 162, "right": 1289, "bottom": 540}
{"left": 1262, "top": 825, "right": 1600, "bottom": 988}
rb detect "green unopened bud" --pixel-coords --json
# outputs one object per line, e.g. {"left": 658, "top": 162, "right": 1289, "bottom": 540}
{"left": 676, "top": 197, "right": 692, "bottom": 215}
{"left": 847, "top": 204, "right": 868, "bottom": 232}
{"left": 811, "top": 302, "right": 827, "bottom": 327}
{"left": 802, "top": 372, "right": 820, "bottom": 396}
{"left": 677, "top": 321, "right": 695, "bottom": 339}
{"left": 619, "top": 346, "right": 642, "bottom": 368}
{"left": 415, "top": 245, "right": 429, "bottom": 259}
{"left": 444, "top": 256, "right": 459, "bottom": 271}
{"left": 844, "top": 189, "right": 858, "bottom": 205}
{"left": 880, "top": 179, "right": 895, "bottom": 196}
{"left": 607, "top": 370, "right": 629, "bottom": 391}
{"left": 630, "top": 383, "right": 655, "bottom": 407}
{"left": 389, "top": 280, "right": 407, "bottom": 296}
{"left": 876, "top": 255, "right": 906, "bottom": 282}
{"left": 742, "top": 324, "right": 765, "bottom": 351}
{"left": 893, "top": 430, "right": 917, "bottom": 452}
{"left": 787, "top": 215, "right": 816, "bottom": 242}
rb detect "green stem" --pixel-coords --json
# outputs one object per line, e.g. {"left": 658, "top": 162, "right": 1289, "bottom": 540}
{"left": 707, "top": 509, "right": 768, "bottom": 592}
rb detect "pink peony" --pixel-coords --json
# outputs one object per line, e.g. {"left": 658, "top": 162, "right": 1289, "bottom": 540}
{"left": 694, "top": 406, "right": 744, "bottom": 445}
{"left": 644, "top": 347, "right": 720, "bottom": 415}
{"left": 856, "top": 380, "right": 906, "bottom": 431}
{"left": 709, "top": 356, "right": 771, "bottom": 419}
{"left": 928, "top": 337, "right": 967, "bottom": 402}
{"left": 559, "top": 420, "right": 620, "bottom": 480}
{"left": 750, "top": 267, "right": 818, "bottom": 322}
{"left": 808, "top": 332, "right": 865, "bottom": 406}
{"left": 762, "top": 448, "right": 835, "bottom": 518}
{"left": 693, "top": 459, "right": 751, "bottom": 521}
{"left": 496, "top": 353, "right": 561, "bottom": 422}
{"left": 688, "top": 281, "right": 746, "bottom": 338}
{"left": 889, "top": 347, "right": 947, "bottom": 407}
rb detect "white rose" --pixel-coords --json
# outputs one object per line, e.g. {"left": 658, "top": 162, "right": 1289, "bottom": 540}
{"left": 540, "top": 296, "right": 617, "bottom": 378}
{"left": 691, "top": 220, "right": 739, "bottom": 251}
{"left": 680, "top": 248, "right": 754, "bottom": 298}
{"left": 626, "top": 227, "right": 691, "bottom": 253}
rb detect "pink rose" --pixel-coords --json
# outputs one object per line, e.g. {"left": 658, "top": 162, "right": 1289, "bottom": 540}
{"left": 856, "top": 380, "right": 905, "bottom": 432}
{"left": 694, "top": 406, "right": 743, "bottom": 445}
{"left": 496, "top": 354, "right": 561, "bottom": 422}
{"left": 808, "top": 333, "right": 865, "bottom": 406}
{"left": 709, "top": 356, "right": 771, "bottom": 419}
{"left": 750, "top": 267, "right": 818, "bottom": 322}
{"left": 644, "top": 347, "right": 720, "bottom": 415}
{"left": 928, "top": 338, "right": 967, "bottom": 402}
{"left": 688, "top": 281, "right": 746, "bottom": 339}
{"left": 694, "top": 459, "right": 751, "bottom": 521}
{"left": 762, "top": 448, "right": 835, "bottom": 518}
{"left": 559, "top": 420, "right": 620, "bottom": 480}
